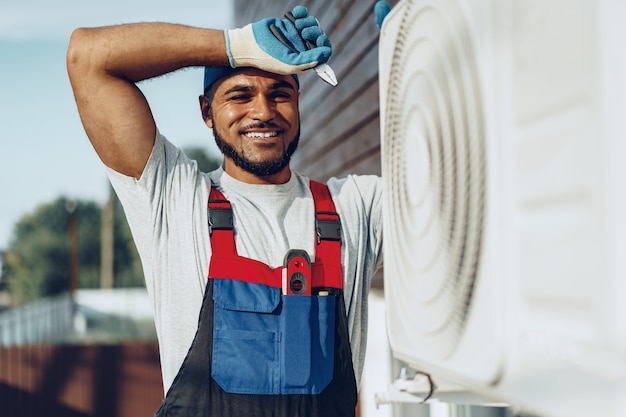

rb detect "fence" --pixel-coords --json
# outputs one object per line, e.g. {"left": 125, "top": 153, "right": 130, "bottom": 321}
{"left": 0, "top": 295, "right": 74, "bottom": 346}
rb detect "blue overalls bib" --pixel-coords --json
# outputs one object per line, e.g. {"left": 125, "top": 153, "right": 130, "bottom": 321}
{"left": 154, "top": 181, "right": 358, "bottom": 417}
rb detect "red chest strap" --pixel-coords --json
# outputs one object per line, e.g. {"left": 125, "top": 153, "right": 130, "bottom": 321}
{"left": 207, "top": 181, "right": 343, "bottom": 290}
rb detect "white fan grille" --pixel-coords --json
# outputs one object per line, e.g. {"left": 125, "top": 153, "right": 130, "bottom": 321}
{"left": 383, "top": 0, "right": 487, "bottom": 359}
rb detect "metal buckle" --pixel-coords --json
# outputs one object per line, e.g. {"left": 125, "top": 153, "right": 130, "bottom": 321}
{"left": 316, "top": 212, "right": 341, "bottom": 243}
{"left": 208, "top": 204, "right": 233, "bottom": 236}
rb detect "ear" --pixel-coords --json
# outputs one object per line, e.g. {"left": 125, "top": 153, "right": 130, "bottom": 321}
{"left": 199, "top": 95, "right": 214, "bottom": 129}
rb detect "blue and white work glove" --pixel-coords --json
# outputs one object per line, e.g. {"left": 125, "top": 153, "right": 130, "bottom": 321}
{"left": 225, "top": 6, "right": 332, "bottom": 74}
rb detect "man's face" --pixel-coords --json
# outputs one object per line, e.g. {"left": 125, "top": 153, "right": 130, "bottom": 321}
{"left": 203, "top": 69, "right": 301, "bottom": 183}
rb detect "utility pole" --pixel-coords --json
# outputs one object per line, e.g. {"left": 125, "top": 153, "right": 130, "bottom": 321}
{"left": 100, "top": 193, "right": 114, "bottom": 289}
{"left": 67, "top": 201, "right": 80, "bottom": 295}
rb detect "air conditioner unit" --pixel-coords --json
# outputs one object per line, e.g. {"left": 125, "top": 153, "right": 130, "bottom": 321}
{"left": 379, "top": 0, "right": 626, "bottom": 416}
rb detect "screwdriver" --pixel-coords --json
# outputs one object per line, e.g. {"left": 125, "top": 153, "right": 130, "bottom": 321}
{"left": 269, "top": 12, "right": 338, "bottom": 86}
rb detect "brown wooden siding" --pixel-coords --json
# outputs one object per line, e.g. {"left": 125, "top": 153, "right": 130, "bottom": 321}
{"left": 234, "top": 0, "right": 399, "bottom": 182}
{"left": 0, "top": 343, "right": 163, "bottom": 417}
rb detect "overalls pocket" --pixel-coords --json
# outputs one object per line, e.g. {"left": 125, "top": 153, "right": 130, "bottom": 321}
{"left": 212, "top": 279, "right": 281, "bottom": 394}
{"left": 280, "top": 294, "right": 335, "bottom": 394}
{"left": 211, "top": 279, "right": 336, "bottom": 395}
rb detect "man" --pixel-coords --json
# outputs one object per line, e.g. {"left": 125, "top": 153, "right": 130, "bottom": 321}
{"left": 67, "top": 5, "right": 383, "bottom": 416}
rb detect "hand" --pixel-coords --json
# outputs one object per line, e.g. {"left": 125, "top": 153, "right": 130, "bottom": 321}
{"left": 226, "top": 5, "right": 332, "bottom": 74}
{"left": 374, "top": 1, "right": 392, "bottom": 29}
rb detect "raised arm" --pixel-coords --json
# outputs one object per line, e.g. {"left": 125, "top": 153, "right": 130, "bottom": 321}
{"left": 66, "top": 23, "right": 228, "bottom": 178}
{"left": 66, "top": 6, "right": 332, "bottom": 179}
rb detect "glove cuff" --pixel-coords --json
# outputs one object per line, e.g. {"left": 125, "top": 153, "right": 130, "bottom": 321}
{"left": 223, "top": 29, "right": 236, "bottom": 68}
{"left": 226, "top": 26, "right": 257, "bottom": 68}
{"left": 226, "top": 25, "right": 317, "bottom": 74}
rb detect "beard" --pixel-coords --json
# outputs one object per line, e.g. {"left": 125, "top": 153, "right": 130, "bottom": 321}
{"left": 213, "top": 122, "right": 301, "bottom": 177}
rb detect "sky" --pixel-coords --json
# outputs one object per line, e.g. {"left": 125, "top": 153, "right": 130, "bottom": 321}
{"left": 0, "top": 0, "right": 233, "bottom": 250}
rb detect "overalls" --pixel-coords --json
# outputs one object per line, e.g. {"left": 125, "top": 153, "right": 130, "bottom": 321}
{"left": 155, "top": 181, "right": 358, "bottom": 417}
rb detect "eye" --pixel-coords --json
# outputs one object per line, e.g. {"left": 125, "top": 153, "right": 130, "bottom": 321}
{"left": 228, "top": 94, "right": 252, "bottom": 102}
{"left": 270, "top": 91, "right": 294, "bottom": 101}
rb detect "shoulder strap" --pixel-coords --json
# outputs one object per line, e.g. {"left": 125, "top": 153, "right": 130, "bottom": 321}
{"left": 309, "top": 181, "right": 343, "bottom": 289}
{"left": 310, "top": 179, "right": 341, "bottom": 240}
{"left": 208, "top": 187, "right": 236, "bottom": 256}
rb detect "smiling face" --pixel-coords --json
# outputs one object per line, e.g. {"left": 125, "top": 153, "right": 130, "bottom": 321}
{"left": 200, "top": 68, "right": 301, "bottom": 184}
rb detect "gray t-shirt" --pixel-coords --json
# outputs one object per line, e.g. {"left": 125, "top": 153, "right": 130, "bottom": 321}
{"left": 107, "top": 132, "right": 383, "bottom": 394}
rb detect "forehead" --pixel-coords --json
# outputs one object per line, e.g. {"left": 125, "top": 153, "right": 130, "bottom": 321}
{"left": 214, "top": 69, "right": 299, "bottom": 95}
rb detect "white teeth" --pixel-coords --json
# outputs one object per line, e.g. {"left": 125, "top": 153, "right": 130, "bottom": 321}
{"left": 244, "top": 131, "right": 278, "bottom": 139}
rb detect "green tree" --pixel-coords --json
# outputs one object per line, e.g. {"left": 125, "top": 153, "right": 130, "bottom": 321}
{"left": 4, "top": 196, "right": 143, "bottom": 305}
{"left": 111, "top": 193, "right": 144, "bottom": 288}
{"left": 183, "top": 146, "right": 222, "bottom": 172}
{"left": 0, "top": 250, "right": 8, "bottom": 292}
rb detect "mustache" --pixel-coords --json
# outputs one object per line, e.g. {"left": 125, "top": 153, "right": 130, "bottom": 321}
{"left": 240, "top": 121, "right": 284, "bottom": 131}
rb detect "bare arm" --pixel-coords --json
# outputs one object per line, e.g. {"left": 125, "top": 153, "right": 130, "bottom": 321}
{"left": 66, "top": 23, "right": 229, "bottom": 178}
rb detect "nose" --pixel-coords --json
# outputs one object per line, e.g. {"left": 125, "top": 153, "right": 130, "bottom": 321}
{"left": 248, "top": 95, "right": 276, "bottom": 121}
